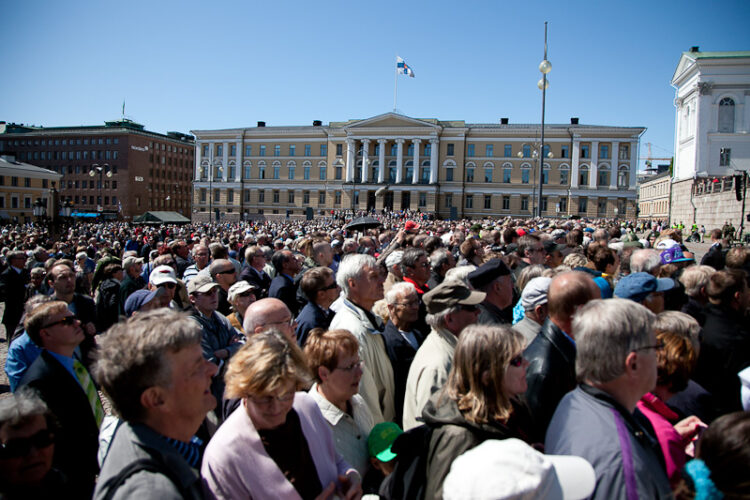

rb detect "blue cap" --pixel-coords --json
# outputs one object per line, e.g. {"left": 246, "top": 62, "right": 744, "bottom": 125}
{"left": 614, "top": 272, "right": 675, "bottom": 303}
{"left": 124, "top": 289, "right": 160, "bottom": 317}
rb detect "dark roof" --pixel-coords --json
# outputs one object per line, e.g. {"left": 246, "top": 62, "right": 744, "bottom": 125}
{"left": 133, "top": 211, "right": 191, "bottom": 224}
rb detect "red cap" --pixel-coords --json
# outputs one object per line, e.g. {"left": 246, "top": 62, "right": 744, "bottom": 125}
{"left": 405, "top": 220, "right": 421, "bottom": 232}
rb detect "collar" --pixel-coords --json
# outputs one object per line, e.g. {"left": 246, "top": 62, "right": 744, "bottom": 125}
{"left": 161, "top": 434, "right": 204, "bottom": 468}
{"left": 640, "top": 392, "right": 679, "bottom": 421}
{"left": 309, "top": 384, "right": 348, "bottom": 425}
{"left": 11, "top": 265, "right": 23, "bottom": 274}
{"left": 434, "top": 326, "right": 458, "bottom": 349}
{"left": 403, "top": 277, "right": 429, "bottom": 294}
{"left": 343, "top": 298, "right": 384, "bottom": 333}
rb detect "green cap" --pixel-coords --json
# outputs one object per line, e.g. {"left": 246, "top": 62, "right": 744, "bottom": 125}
{"left": 368, "top": 422, "right": 403, "bottom": 462}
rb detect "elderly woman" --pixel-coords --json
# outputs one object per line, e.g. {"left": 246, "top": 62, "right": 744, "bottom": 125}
{"left": 421, "top": 324, "right": 534, "bottom": 499}
{"left": 225, "top": 281, "right": 257, "bottom": 334}
{"left": 202, "top": 331, "right": 362, "bottom": 500}
{"left": 0, "top": 388, "right": 67, "bottom": 498}
{"left": 304, "top": 328, "right": 375, "bottom": 476}
{"left": 678, "top": 265, "right": 715, "bottom": 326}
{"left": 635, "top": 311, "right": 705, "bottom": 488}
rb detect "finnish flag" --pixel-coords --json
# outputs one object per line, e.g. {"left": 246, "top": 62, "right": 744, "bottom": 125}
{"left": 397, "top": 56, "right": 415, "bottom": 77}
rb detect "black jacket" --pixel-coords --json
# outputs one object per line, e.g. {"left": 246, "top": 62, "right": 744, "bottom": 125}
{"left": 294, "top": 301, "right": 334, "bottom": 348}
{"left": 523, "top": 318, "right": 577, "bottom": 442}
{"left": 240, "top": 266, "right": 272, "bottom": 299}
{"left": 700, "top": 243, "right": 725, "bottom": 270}
{"left": 382, "top": 320, "right": 426, "bottom": 427}
{"left": 0, "top": 266, "right": 30, "bottom": 332}
{"left": 19, "top": 350, "right": 100, "bottom": 499}
{"left": 268, "top": 273, "right": 299, "bottom": 316}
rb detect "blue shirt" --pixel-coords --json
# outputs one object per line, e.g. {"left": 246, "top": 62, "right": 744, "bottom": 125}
{"left": 5, "top": 332, "right": 42, "bottom": 392}
{"left": 47, "top": 350, "right": 79, "bottom": 384}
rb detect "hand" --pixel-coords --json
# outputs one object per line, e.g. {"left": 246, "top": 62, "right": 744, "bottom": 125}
{"left": 674, "top": 415, "right": 705, "bottom": 443}
{"left": 338, "top": 472, "right": 363, "bottom": 500}
{"left": 314, "top": 482, "right": 336, "bottom": 500}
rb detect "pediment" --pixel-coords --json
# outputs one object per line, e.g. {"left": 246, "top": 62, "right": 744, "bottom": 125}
{"left": 672, "top": 53, "right": 697, "bottom": 85}
{"left": 344, "top": 112, "right": 441, "bottom": 131}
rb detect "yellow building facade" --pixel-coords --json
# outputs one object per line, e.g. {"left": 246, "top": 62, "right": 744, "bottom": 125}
{"left": 0, "top": 154, "right": 63, "bottom": 223}
{"left": 637, "top": 172, "right": 671, "bottom": 221}
{"left": 192, "top": 113, "right": 644, "bottom": 221}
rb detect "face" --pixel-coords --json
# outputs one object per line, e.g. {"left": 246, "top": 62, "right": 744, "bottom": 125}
{"left": 156, "top": 281, "right": 177, "bottom": 301}
{"left": 160, "top": 343, "right": 218, "bottom": 429}
{"left": 50, "top": 266, "right": 76, "bottom": 296}
{"left": 130, "top": 262, "right": 143, "bottom": 277}
{"left": 232, "top": 290, "right": 256, "bottom": 317}
{"left": 40, "top": 310, "right": 84, "bottom": 350}
{"left": 389, "top": 291, "right": 420, "bottom": 326}
{"left": 194, "top": 247, "right": 210, "bottom": 269}
{"left": 260, "top": 303, "right": 296, "bottom": 343}
{"left": 643, "top": 291, "right": 665, "bottom": 314}
{"left": 31, "top": 272, "right": 45, "bottom": 287}
{"left": 245, "top": 380, "right": 296, "bottom": 431}
{"left": 527, "top": 244, "right": 546, "bottom": 265}
{"left": 546, "top": 251, "right": 564, "bottom": 269}
{"left": 316, "top": 245, "right": 334, "bottom": 267}
{"left": 214, "top": 265, "right": 237, "bottom": 290}
{"left": 9, "top": 255, "right": 27, "bottom": 268}
{"left": 351, "top": 265, "right": 385, "bottom": 304}
{"left": 190, "top": 286, "right": 219, "bottom": 314}
{"left": 408, "top": 255, "right": 431, "bottom": 285}
{"left": 447, "top": 304, "right": 480, "bottom": 336}
{"left": 502, "top": 350, "right": 529, "bottom": 397}
{"left": 0, "top": 415, "right": 54, "bottom": 486}
{"left": 495, "top": 275, "right": 514, "bottom": 310}
{"left": 251, "top": 252, "right": 266, "bottom": 270}
{"left": 635, "top": 332, "right": 660, "bottom": 395}
{"left": 317, "top": 276, "right": 340, "bottom": 306}
{"left": 320, "top": 348, "right": 363, "bottom": 403}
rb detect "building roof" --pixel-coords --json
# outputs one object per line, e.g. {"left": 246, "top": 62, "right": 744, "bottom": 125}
{"left": 684, "top": 50, "right": 750, "bottom": 60}
{"left": 0, "top": 155, "right": 62, "bottom": 179}
{"left": 133, "top": 211, "right": 191, "bottom": 224}
{"left": 1, "top": 119, "right": 194, "bottom": 143}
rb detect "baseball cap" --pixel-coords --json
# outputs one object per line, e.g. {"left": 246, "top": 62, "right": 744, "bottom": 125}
{"left": 468, "top": 259, "right": 511, "bottom": 289}
{"left": 227, "top": 280, "right": 258, "bottom": 302}
{"left": 521, "top": 276, "right": 552, "bottom": 309}
{"left": 423, "top": 279, "right": 486, "bottom": 314}
{"left": 659, "top": 246, "right": 694, "bottom": 265}
{"left": 543, "top": 240, "right": 567, "bottom": 255}
{"left": 368, "top": 422, "right": 403, "bottom": 462}
{"left": 187, "top": 274, "right": 220, "bottom": 295}
{"left": 404, "top": 220, "right": 421, "bottom": 232}
{"left": 123, "top": 288, "right": 166, "bottom": 317}
{"left": 614, "top": 272, "right": 676, "bottom": 303}
{"left": 385, "top": 250, "right": 404, "bottom": 269}
{"left": 442, "top": 439, "right": 596, "bottom": 500}
{"left": 122, "top": 256, "right": 144, "bottom": 271}
{"left": 149, "top": 265, "right": 178, "bottom": 286}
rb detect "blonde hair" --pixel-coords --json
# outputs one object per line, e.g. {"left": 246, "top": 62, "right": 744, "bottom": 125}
{"left": 303, "top": 329, "right": 359, "bottom": 383}
{"left": 443, "top": 324, "right": 523, "bottom": 425}
{"left": 224, "top": 330, "right": 311, "bottom": 399}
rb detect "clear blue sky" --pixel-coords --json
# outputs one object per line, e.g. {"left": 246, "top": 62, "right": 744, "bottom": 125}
{"left": 2, "top": 0, "right": 749, "bottom": 171}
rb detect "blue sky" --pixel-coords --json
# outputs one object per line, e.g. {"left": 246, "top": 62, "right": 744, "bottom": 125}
{"left": 2, "top": 0, "right": 749, "bottom": 171}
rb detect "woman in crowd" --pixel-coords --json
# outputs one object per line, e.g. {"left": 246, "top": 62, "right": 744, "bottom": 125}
{"left": 458, "top": 238, "right": 484, "bottom": 267}
{"left": 304, "top": 328, "right": 375, "bottom": 476}
{"left": 636, "top": 311, "right": 705, "bottom": 488}
{"left": 201, "top": 331, "right": 362, "bottom": 500}
{"left": 225, "top": 280, "right": 257, "bottom": 334}
{"left": 421, "top": 324, "right": 534, "bottom": 499}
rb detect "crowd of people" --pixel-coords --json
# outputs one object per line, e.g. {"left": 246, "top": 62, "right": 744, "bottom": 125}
{"left": 0, "top": 212, "right": 749, "bottom": 499}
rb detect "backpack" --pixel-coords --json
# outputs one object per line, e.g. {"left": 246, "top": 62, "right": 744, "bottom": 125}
{"left": 378, "top": 424, "right": 433, "bottom": 500}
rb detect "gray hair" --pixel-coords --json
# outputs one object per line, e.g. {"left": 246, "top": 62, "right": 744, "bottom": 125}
{"left": 574, "top": 299, "right": 655, "bottom": 384}
{"left": 630, "top": 249, "right": 662, "bottom": 274}
{"left": 654, "top": 311, "right": 700, "bottom": 351}
{"left": 430, "top": 249, "right": 452, "bottom": 270}
{"left": 516, "top": 264, "right": 545, "bottom": 295}
{"left": 336, "top": 254, "right": 376, "bottom": 297}
{"left": 385, "top": 281, "right": 417, "bottom": 305}
{"left": 426, "top": 305, "right": 460, "bottom": 330}
{"left": 93, "top": 309, "right": 202, "bottom": 422}
{"left": 444, "top": 265, "right": 476, "bottom": 287}
{"left": 678, "top": 265, "right": 716, "bottom": 298}
{"left": 0, "top": 388, "right": 49, "bottom": 429}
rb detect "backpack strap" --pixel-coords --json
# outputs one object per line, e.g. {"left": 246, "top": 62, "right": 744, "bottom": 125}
{"left": 100, "top": 457, "right": 188, "bottom": 500}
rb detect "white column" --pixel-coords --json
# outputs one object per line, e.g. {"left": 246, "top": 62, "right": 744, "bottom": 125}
{"left": 412, "top": 139, "right": 421, "bottom": 184}
{"left": 235, "top": 140, "right": 242, "bottom": 181}
{"left": 589, "top": 140, "right": 598, "bottom": 189}
{"left": 609, "top": 141, "right": 619, "bottom": 189}
{"left": 195, "top": 142, "right": 202, "bottom": 181}
{"left": 361, "top": 139, "right": 371, "bottom": 183}
{"left": 629, "top": 141, "right": 638, "bottom": 190}
{"left": 222, "top": 142, "right": 229, "bottom": 182}
{"left": 395, "top": 139, "right": 405, "bottom": 184}
{"left": 378, "top": 139, "right": 386, "bottom": 183}
{"left": 429, "top": 138, "right": 439, "bottom": 184}
{"left": 345, "top": 139, "right": 355, "bottom": 182}
{"left": 571, "top": 139, "right": 580, "bottom": 188}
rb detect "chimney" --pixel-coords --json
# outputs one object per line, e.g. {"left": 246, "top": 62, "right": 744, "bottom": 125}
{"left": 312, "top": 120, "right": 322, "bottom": 126}
{"left": 500, "top": 118, "right": 509, "bottom": 125}
{"left": 257, "top": 121, "right": 266, "bottom": 127}
{"left": 690, "top": 46, "right": 700, "bottom": 53}
{"left": 570, "top": 117, "right": 579, "bottom": 125}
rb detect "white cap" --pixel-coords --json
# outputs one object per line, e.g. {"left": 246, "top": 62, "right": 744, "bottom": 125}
{"left": 521, "top": 277, "right": 552, "bottom": 310}
{"left": 443, "top": 439, "right": 596, "bottom": 500}
{"left": 149, "top": 265, "right": 178, "bottom": 286}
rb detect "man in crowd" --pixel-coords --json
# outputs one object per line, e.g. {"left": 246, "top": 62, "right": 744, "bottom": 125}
{"left": 426, "top": 248, "right": 456, "bottom": 290}
{"left": 149, "top": 265, "right": 179, "bottom": 310}
{"left": 402, "top": 279, "right": 485, "bottom": 429}
{"left": 172, "top": 240, "right": 192, "bottom": 279}
{"left": 524, "top": 271, "right": 599, "bottom": 441}
{"left": 382, "top": 282, "right": 426, "bottom": 427}
{"left": 468, "top": 258, "right": 514, "bottom": 325}
{"left": 614, "top": 272, "right": 676, "bottom": 314}
{"left": 701, "top": 228, "right": 726, "bottom": 270}
{"left": 268, "top": 249, "right": 302, "bottom": 316}
{"left": 0, "top": 250, "right": 30, "bottom": 338}
{"left": 295, "top": 266, "right": 338, "bottom": 347}
{"left": 630, "top": 249, "right": 663, "bottom": 275}
{"left": 243, "top": 297, "right": 297, "bottom": 344}
{"left": 209, "top": 258, "right": 238, "bottom": 316}
{"left": 182, "top": 244, "right": 210, "bottom": 284}
{"left": 119, "top": 256, "right": 146, "bottom": 313}
{"left": 383, "top": 250, "right": 404, "bottom": 295}
{"left": 513, "top": 276, "right": 551, "bottom": 347}
{"left": 19, "top": 301, "right": 102, "bottom": 498}
{"left": 330, "top": 254, "right": 394, "bottom": 423}
{"left": 545, "top": 299, "right": 671, "bottom": 499}
{"left": 239, "top": 245, "right": 272, "bottom": 298}
{"left": 513, "top": 234, "right": 546, "bottom": 278}
{"left": 93, "top": 309, "right": 217, "bottom": 499}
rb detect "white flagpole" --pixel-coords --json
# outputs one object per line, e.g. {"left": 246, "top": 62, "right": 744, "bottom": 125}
{"left": 393, "top": 56, "right": 398, "bottom": 112}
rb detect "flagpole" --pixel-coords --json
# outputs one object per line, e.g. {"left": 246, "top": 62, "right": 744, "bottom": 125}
{"left": 393, "top": 56, "right": 398, "bottom": 112}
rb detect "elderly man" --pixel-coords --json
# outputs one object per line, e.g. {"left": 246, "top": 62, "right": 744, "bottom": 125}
{"left": 239, "top": 245, "right": 272, "bottom": 298}
{"left": 0, "top": 250, "right": 30, "bottom": 337}
{"left": 614, "top": 272, "right": 676, "bottom": 314}
{"left": 513, "top": 276, "right": 551, "bottom": 347}
{"left": 678, "top": 265, "right": 716, "bottom": 326}
{"left": 426, "top": 248, "right": 456, "bottom": 290}
{"left": 149, "top": 265, "right": 179, "bottom": 309}
{"left": 382, "top": 250, "right": 404, "bottom": 296}
{"left": 382, "top": 282, "right": 426, "bottom": 427}
{"left": 268, "top": 249, "right": 302, "bottom": 316}
{"left": 209, "top": 258, "right": 238, "bottom": 316}
{"left": 524, "top": 271, "right": 600, "bottom": 441}
{"left": 243, "top": 297, "right": 297, "bottom": 344}
{"left": 18, "top": 301, "right": 103, "bottom": 498}
{"left": 545, "top": 299, "right": 672, "bottom": 499}
{"left": 402, "top": 280, "right": 485, "bottom": 430}
{"left": 468, "top": 258, "right": 514, "bottom": 325}
{"left": 513, "top": 234, "right": 546, "bottom": 278}
{"left": 119, "top": 256, "right": 146, "bottom": 313}
{"left": 295, "top": 267, "right": 338, "bottom": 347}
{"left": 93, "top": 309, "right": 217, "bottom": 499}
{"left": 172, "top": 240, "right": 192, "bottom": 279}
{"left": 187, "top": 274, "right": 242, "bottom": 407}
{"left": 630, "top": 248, "right": 663, "bottom": 275}
{"left": 182, "top": 244, "right": 210, "bottom": 284}
{"left": 401, "top": 248, "right": 431, "bottom": 296}
{"left": 329, "top": 254, "right": 394, "bottom": 423}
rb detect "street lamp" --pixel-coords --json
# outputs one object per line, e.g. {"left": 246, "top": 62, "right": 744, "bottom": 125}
{"left": 89, "top": 163, "right": 112, "bottom": 214}
{"left": 33, "top": 198, "right": 46, "bottom": 225}
{"left": 537, "top": 22, "right": 551, "bottom": 218}
{"left": 201, "top": 162, "right": 222, "bottom": 223}
{"left": 518, "top": 143, "right": 553, "bottom": 217}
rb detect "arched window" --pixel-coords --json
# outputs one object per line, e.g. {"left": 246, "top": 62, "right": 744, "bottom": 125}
{"left": 579, "top": 165, "right": 589, "bottom": 186}
{"left": 618, "top": 166, "right": 629, "bottom": 188}
{"left": 719, "top": 97, "right": 735, "bottom": 133}
{"left": 597, "top": 165, "right": 610, "bottom": 187}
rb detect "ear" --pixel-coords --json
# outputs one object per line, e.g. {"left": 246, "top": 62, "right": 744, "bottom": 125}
{"left": 140, "top": 386, "right": 166, "bottom": 410}
{"left": 318, "top": 366, "right": 331, "bottom": 383}
{"left": 624, "top": 351, "right": 639, "bottom": 377}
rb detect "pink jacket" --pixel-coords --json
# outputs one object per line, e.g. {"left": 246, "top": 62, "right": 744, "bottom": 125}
{"left": 636, "top": 392, "right": 685, "bottom": 486}
{"left": 202, "top": 392, "right": 354, "bottom": 499}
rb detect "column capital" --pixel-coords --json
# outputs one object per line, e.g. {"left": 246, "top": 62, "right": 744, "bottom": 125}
{"left": 395, "top": 138, "right": 406, "bottom": 144}
{"left": 429, "top": 138, "right": 439, "bottom": 145}
{"left": 377, "top": 138, "right": 387, "bottom": 144}
{"left": 411, "top": 138, "right": 421, "bottom": 144}
{"left": 346, "top": 138, "right": 356, "bottom": 146}
{"left": 361, "top": 138, "right": 371, "bottom": 144}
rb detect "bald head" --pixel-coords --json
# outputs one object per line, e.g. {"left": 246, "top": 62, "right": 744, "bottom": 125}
{"left": 243, "top": 298, "right": 296, "bottom": 344}
{"left": 547, "top": 271, "right": 600, "bottom": 334}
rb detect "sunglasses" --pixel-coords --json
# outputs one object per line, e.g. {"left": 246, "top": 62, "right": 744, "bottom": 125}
{"left": 509, "top": 354, "right": 525, "bottom": 367}
{"left": 0, "top": 429, "right": 55, "bottom": 459}
{"left": 216, "top": 268, "right": 236, "bottom": 275}
{"left": 41, "top": 316, "right": 77, "bottom": 329}
{"left": 238, "top": 291, "right": 255, "bottom": 297}
{"left": 459, "top": 304, "right": 479, "bottom": 312}
{"left": 319, "top": 282, "right": 339, "bottom": 292}
{"left": 158, "top": 282, "right": 176, "bottom": 289}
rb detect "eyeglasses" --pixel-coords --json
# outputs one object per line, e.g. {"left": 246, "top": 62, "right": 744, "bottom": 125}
{"left": 250, "top": 392, "right": 295, "bottom": 407}
{"left": 0, "top": 429, "right": 55, "bottom": 459}
{"left": 238, "top": 291, "right": 255, "bottom": 297}
{"left": 632, "top": 342, "right": 665, "bottom": 353}
{"left": 335, "top": 359, "right": 364, "bottom": 372}
{"left": 41, "top": 316, "right": 77, "bottom": 329}
{"left": 395, "top": 299, "right": 419, "bottom": 307}
{"left": 216, "top": 268, "right": 236, "bottom": 275}
{"left": 267, "top": 317, "right": 295, "bottom": 327}
{"left": 158, "top": 282, "right": 176, "bottom": 289}
{"left": 319, "top": 282, "right": 339, "bottom": 292}
{"left": 459, "top": 304, "right": 479, "bottom": 312}
{"left": 509, "top": 354, "right": 525, "bottom": 367}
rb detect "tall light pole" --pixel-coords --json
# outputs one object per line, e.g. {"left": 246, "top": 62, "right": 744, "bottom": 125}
{"left": 202, "top": 161, "right": 222, "bottom": 223}
{"left": 518, "top": 143, "right": 553, "bottom": 217}
{"left": 90, "top": 163, "right": 111, "bottom": 215}
{"left": 537, "top": 22, "right": 551, "bottom": 218}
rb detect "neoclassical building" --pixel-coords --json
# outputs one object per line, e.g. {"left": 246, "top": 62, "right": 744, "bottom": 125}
{"left": 192, "top": 113, "right": 643, "bottom": 221}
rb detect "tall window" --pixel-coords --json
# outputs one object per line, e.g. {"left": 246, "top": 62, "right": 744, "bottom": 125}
{"left": 227, "top": 189, "right": 234, "bottom": 203}
{"left": 560, "top": 169, "right": 569, "bottom": 185}
{"left": 504, "top": 144, "right": 512, "bottom": 157}
{"left": 273, "top": 165, "right": 280, "bottom": 179}
{"left": 390, "top": 144, "right": 398, "bottom": 156}
{"left": 288, "top": 166, "right": 295, "bottom": 179}
{"left": 230, "top": 145, "right": 236, "bottom": 156}
{"left": 598, "top": 168, "right": 609, "bottom": 186}
{"left": 216, "top": 145, "right": 223, "bottom": 156}
{"left": 289, "top": 145, "right": 295, "bottom": 157}
{"left": 446, "top": 168, "right": 454, "bottom": 182}
{"left": 273, "top": 190, "right": 279, "bottom": 203}
{"left": 336, "top": 144, "right": 343, "bottom": 156}
{"left": 561, "top": 145, "right": 569, "bottom": 158}
{"left": 419, "top": 192, "right": 426, "bottom": 207}
{"left": 465, "top": 194, "right": 473, "bottom": 208}
{"left": 466, "top": 168, "right": 474, "bottom": 182}
{"left": 542, "top": 169, "right": 549, "bottom": 184}
{"left": 319, "top": 166, "right": 326, "bottom": 180}
{"left": 445, "top": 193, "right": 453, "bottom": 207}
{"left": 303, "top": 191, "right": 310, "bottom": 204}
{"left": 424, "top": 143, "right": 431, "bottom": 156}
{"left": 484, "top": 168, "right": 492, "bottom": 182}
{"left": 720, "top": 148, "right": 731, "bottom": 167}
{"left": 503, "top": 168, "right": 511, "bottom": 183}
{"left": 579, "top": 197, "right": 588, "bottom": 213}
{"left": 522, "top": 169, "right": 530, "bottom": 184}
{"left": 288, "top": 191, "right": 295, "bottom": 203}
{"left": 259, "top": 165, "right": 266, "bottom": 179}
{"left": 334, "top": 191, "right": 341, "bottom": 205}
{"left": 502, "top": 196, "right": 510, "bottom": 210}
{"left": 335, "top": 166, "right": 342, "bottom": 180}
{"left": 274, "top": 145, "right": 280, "bottom": 157}
{"left": 245, "top": 145, "right": 252, "bottom": 156}
{"left": 229, "top": 164, "right": 236, "bottom": 179}
{"left": 258, "top": 190, "right": 265, "bottom": 203}
{"left": 244, "top": 163, "right": 251, "bottom": 179}
{"left": 486, "top": 144, "right": 493, "bottom": 157}
{"left": 466, "top": 144, "right": 475, "bottom": 157}
{"left": 202, "top": 145, "right": 209, "bottom": 156}
{"left": 719, "top": 98, "right": 735, "bottom": 133}
{"left": 580, "top": 145, "right": 590, "bottom": 158}
{"left": 541, "top": 197, "right": 548, "bottom": 213}
{"left": 560, "top": 197, "right": 567, "bottom": 213}
{"left": 579, "top": 166, "right": 589, "bottom": 186}
{"left": 619, "top": 144, "right": 630, "bottom": 160}
{"left": 599, "top": 145, "right": 609, "bottom": 159}
{"left": 304, "top": 165, "right": 311, "bottom": 180}
{"left": 320, "top": 144, "right": 327, "bottom": 156}
{"left": 521, "top": 196, "right": 529, "bottom": 211}
{"left": 523, "top": 145, "right": 531, "bottom": 158}
{"left": 484, "top": 195, "right": 492, "bottom": 209}
{"left": 319, "top": 191, "right": 326, "bottom": 204}
{"left": 304, "top": 144, "right": 311, "bottom": 156}
{"left": 259, "top": 145, "right": 266, "bottom": 156}
{"left": 447, "top": 144, "right": 455, "bottom": 156}
{"left": 407, "top": 144, "right": 414, "bottom": 156}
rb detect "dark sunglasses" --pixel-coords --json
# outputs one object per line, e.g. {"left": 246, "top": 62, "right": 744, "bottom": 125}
{"left": 0, "top": 429, "right": 55, "bottom": 459}
{"left": 238, "top": 291, "right": 255, "bottom": 297}
{"left": 319, "top": 282, "right": 339, "bottom": 292}
{"left": 216, "top": 268, "right": 236, "bottom": 275}
{"left": 41, "top": 316, "right": 77, "bottom": 329}
{"left": 509, "top": 354, "right": 525, "bottom": 367}
{"left": 459, "top": 304, "right": 479, "bottom": 312}
{"left": 158, "top": 282, "right": 176, "bottom": 289}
